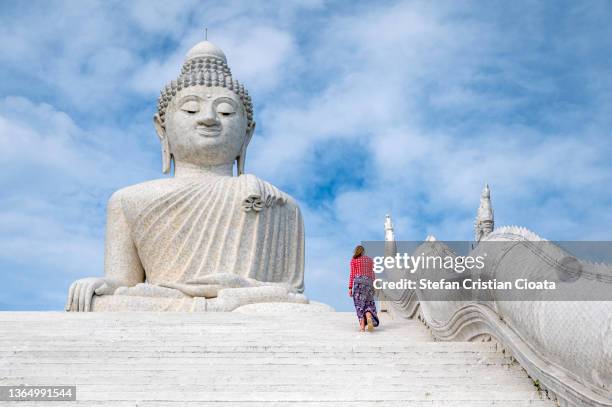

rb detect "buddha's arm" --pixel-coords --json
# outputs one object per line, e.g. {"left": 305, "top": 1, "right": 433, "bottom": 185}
{"left": 103, "top": 191, "right": 145, "bottom": 286}
{"left": 66, "top": 192, "right": 144, "bottom": 312}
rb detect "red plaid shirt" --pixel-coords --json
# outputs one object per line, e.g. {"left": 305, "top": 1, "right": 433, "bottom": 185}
{"left": 349, "top": 255, "right": 375, "bottom": 289}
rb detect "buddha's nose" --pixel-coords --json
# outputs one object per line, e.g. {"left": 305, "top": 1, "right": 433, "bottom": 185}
{"left": 197, "top": 107, "right": 219, "bottom": 126}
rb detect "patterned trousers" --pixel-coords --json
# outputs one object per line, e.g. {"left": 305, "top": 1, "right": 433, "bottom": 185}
{"left": 352, "top": 276, "right": 379, "bottom": 327}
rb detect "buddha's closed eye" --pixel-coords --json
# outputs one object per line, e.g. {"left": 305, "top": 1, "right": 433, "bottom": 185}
{"left": 181, "top": 101, "right": 199, "bottom": 114}
{"left": 217, "top": 102, "right": 235, "bottom": 117}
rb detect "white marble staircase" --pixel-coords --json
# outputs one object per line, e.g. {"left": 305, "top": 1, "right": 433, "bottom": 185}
{"left": 0, "top": 311, "right": 554, "bottom": 406}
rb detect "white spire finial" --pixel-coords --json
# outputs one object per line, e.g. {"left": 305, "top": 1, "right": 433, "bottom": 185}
{"left": 384, "top": 214, "right": 395, "bottom": 241}
{"left": 474, "top": 183, "right": 494, "bottom": 242}
{"left": 384, "top": 214, "right": 397, "bottom": 257}
{"left": 482, "top": 183, "right": 490, "bottom": 198}
{"left": 385, "top": 214, "right": 393, "bottom": 231}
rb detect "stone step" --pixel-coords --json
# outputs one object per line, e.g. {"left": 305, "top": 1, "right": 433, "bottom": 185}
{"left": 3, "top": 327, "right": 429, "bottom": 331}
{"left": 0, "top": 353, "right": 514, "bottom": 364}
{"left": 5, "top": 389, "right": 547, "bottom": 402}
{"left": 0, "top": 366, "right": 528, "bottom": 377}
{"left": 2, "top": 374, "right": 533, "bottom": 385}
{"left": 0, "top": 343, "right": 490, "bottom": 350}
{"left": 0, "top": 381, "right": 539, "bottom": 389}
{"left": 0, "top": 342, "right": 501, "bottom": 357}
{"left": 0, "top": 345, "right": 506, "bottom": 355}
{"left": 2, "top": 356, "right": 511, "bottom": 365}
{"left": 0, "top": 337, "right": 462, "bottom": 344}
{"left": 0, "top": 335, "right": 436, "bottom": 341}
{"left": 3, "top": 355, "right": 511, "bottom": 369}
{"left": 1, "top": 365, "right": 530, "bottom": 376}
{"left": 1, "top": 401, "right": 554, "bottom": 407}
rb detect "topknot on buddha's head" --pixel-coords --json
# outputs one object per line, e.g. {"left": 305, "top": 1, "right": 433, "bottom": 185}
{"left": 156, "top": 40, "right": 254, "bottom": 132}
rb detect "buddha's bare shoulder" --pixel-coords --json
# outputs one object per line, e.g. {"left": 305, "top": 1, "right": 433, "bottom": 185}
{"left": 109, "top": 178, "right": 185, "bottom": 203}
{"left": 106, "top": 178, "right": 191, "bottom": 219}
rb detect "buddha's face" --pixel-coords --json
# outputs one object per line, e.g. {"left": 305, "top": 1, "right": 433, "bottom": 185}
{"left": 159, "top": 86, "right": 249, "bottom": 168}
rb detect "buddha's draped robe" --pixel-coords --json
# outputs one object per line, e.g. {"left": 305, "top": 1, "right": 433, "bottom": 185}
{"left": 120, "top": 174, "right": 304, "bottom": 294}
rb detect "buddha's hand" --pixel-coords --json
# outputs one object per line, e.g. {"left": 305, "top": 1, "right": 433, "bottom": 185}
{"left": 159, "top": 273, "right": 265, "bottom": 298}
{"left": 65, "top": 277, "right": 121, "bottom": 312}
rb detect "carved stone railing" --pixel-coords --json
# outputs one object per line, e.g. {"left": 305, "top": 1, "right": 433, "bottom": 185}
{"left": 385, "top": 226, "right": 612, "bottom": 407}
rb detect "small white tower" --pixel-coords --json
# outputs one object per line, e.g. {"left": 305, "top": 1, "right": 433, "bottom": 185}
{"left": 384, "top": 214, "right": 397, "bottom": 257}
{"left": 384, "top": 214, "right": 396, "bottom": 242}
{"left": 381, "top": 214, "right": 397, "bottom": 313}
{"left": 474, "top": 184, "right": 494, "bottom": 242}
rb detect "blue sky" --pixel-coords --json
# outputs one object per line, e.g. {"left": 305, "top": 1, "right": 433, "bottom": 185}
{"left": 1, "top": 0, "right": 612, "bottom": 311}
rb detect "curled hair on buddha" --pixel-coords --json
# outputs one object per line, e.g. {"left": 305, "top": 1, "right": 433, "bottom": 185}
{"left": 154, "top": 40, "right": 256, "bottom": 175}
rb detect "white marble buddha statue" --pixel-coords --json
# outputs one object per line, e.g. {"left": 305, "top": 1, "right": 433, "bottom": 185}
{"left": 65, "top": 40, "right": 306, "bottom": 312}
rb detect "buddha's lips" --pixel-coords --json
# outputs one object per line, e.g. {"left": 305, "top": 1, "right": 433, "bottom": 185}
{"left": 196, "top": 126, "right": 221, "bottom": 137}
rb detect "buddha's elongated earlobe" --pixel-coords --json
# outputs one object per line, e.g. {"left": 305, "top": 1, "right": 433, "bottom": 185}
{"left": 153, "top": 114, "right": 172, "bottom": 174}
{"left": 237, "top": 123, "right": 255, "bottom": 176}
{"left": 161, "top": 137, "right": 172, "bottom": 174}
{"left": 236, "top": 151, "right": 246, "bottom": 176}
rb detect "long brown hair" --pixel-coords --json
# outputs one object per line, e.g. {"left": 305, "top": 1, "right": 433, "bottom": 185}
{"left": 353, "top": 245, "right": 365, "bottom": 259}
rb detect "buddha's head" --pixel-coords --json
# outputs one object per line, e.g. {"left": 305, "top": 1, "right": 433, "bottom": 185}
{"left": 154, "top": 41, "right": 255, "bottom": 175}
